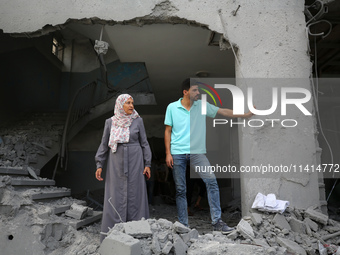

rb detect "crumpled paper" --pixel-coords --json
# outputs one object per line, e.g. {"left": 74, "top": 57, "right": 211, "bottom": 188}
{"left": 251, "top": 192, "right": 289, "bottom": 214}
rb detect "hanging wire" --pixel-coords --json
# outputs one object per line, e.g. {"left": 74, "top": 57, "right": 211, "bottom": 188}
{"left": 305, "top": 1, "right": 338, "bottom": 201}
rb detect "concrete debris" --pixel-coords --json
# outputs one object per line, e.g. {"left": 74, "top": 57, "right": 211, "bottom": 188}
{"left": 250, "top": 212, "right": 263, "bottom": 226}
{"left": 305, "top": 207, "right": 329, "bottom": 225}
{"left": 99, "top": 230, "right": 141, "bottom": 255}
{"left": 276, "top": 237, "right": 307, "bottom": 255}
{"left": 97, "top": 204, "right": 339, "bottom": 255}
{"left": 124, "top": 219, "right": 153, "bottom": 238}
{"left": 65, "top": 203, "right": 89, "bottom": 220}
{"left": 0, "top": 115, "right": 63, "bottom": 168}
{"left": 289, "top": 217, "right": 306, "bottom": 234}
{"left": 237, "top": 218, "right": 255, "bottom": 239}
{"left": 273, "top": 213, "right": 291, "bottom": 231}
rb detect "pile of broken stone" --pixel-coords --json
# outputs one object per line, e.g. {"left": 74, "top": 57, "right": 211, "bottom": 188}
{"left": 99, "top": 206, "right": 340, "bottom": 255}
{"left": 0, "top": 118, "right": 62, "bottom": 168}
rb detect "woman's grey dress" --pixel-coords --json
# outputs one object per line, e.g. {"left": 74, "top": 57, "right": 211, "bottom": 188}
{"left": 95, "top": 117, "right": 151, "bottom": 240}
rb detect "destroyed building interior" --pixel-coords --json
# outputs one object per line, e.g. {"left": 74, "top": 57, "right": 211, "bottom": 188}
{"left": 1, "top": 0, "right": 340, "bottom": 254}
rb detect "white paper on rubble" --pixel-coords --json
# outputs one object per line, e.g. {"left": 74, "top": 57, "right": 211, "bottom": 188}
{"left": 251, "top": 192, "right": 289, "bottom": 214}
{"left": 265, "top": 193, "right": 278, "bottom": 208}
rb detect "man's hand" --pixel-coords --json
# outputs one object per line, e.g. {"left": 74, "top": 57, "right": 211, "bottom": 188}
{"left": 95, "top": 168, "right": 103, "bottom": 181}
{"left": 166, "top": 154, "right": 173, "bottom": 169}
{"left": 143, "top": 167, "right": 151, "bottom": 180}
{"left": 244, "top": 110, "right": 254, "bottom": 118}
{"left": 164, "top": 125, "right": 173, "bottom": 169}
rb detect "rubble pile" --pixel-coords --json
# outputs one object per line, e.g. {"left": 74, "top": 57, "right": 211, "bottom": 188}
{"left": 0, "top": 174, "right": 102, "bottom": 255}
{"left": 236, "top": 207, "right": 340, "bottom": 255}
{"left": 100, "top": 218, "right": 266, "bottom": 255}
{"left": 0, "top": 206, "right": 101, "bottom": 255}
{"left": 98, "top": 205, "right": 340, "bottom": 255}
{"left": 0, "top": 114, "right": 63, "bottom": 168}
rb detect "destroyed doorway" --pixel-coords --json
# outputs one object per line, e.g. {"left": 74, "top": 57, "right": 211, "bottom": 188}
{"left": 54, "top": 21, "right": 242, "bottom": 214}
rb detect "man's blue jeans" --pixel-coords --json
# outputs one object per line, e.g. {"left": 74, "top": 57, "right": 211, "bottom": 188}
{"left": 172, "top": 154, "right": 221, "bottom": 226}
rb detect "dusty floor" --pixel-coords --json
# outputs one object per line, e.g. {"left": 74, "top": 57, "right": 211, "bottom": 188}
{"left": 149, "top": 203, "right": 241, "bottom": 235}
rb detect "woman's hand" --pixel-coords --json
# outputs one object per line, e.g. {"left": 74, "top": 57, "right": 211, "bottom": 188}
{"left": 95, "top": 168, "right": 103, "bottom": 181}
{"left": 143, "top": 167, "right": 151, "bottom": 180}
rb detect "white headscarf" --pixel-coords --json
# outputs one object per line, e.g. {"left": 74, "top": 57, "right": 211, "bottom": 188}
{"left": 108, "top": 94, "right": 139, "bottom": 153}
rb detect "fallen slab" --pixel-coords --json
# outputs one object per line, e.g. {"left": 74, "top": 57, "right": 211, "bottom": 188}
{"left": 304, "top": 208, "right": 328, "bottom": 225}
{"left": 124, "top": 220, "right": 152, "bottom": 238}
{"left": 99, "top": 230, "right": 141, "bottom": 255}
{"left": 276, "top": 237, "right": 307, "bottom": 255}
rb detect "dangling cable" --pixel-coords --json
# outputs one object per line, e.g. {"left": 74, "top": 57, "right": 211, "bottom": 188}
{"left": 305, "top": 3, "right": 337, "bottom": 201}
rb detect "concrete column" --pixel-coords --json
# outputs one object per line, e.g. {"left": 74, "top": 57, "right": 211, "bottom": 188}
{"left": 219, "top": 0, "right": 320, "bottom": 215}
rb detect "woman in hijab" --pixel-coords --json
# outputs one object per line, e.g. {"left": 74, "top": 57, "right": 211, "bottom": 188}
{"left": 95, "top": 94, "right": 151, "bottom": 242}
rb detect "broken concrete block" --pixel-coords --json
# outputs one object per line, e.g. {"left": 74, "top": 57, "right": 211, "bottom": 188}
{"left": 276, "top": 246, "right": 288, "bottom": 255}
{"left": 304, "top": 208, "right": 328, "bottom": 225}
{"left": 237, "top": 219, "right": 255, "bottom": 239}
{"left": 273, "top": 213, "right": 291, "bottom": 230}
{"left": 173, "top": 234, "right": 187, "bottom": 254}
{"left": 226, "top": 229, "right": 238, "bottom": 240}
{"left": 27, "top": 166, "right": 38, "bottom": 180}
{"left": 289, "top": 218, "right": 306, "bottom": 234}
{"left": 294, "top": 234, "right": 303, "bottom": 244}
{"left": 99, "top": 230, "right": 141, "bottom": 255}
{"left": 251, "top": 212, "right": 263, "bottom": 226}
{"left": 157, "top": 231, "right": 169, "bottom": 243}
{"left": 282, "top": 228, "right": 290, "bottom": 235}
{"left": 266, "top": 247, "right": 276, "bottom": 255}
{"left": 161, "top": 241, "right": 173, "bottom": 255}
{"left": 124, "top": 220, "right": 152, "bottom": 238}
{"left": 38, "top": 207, "right": 53, "bottom": 219}
{"left": 173, "top": 221, "right": 190, "bottom": 233}
{"left": 157, "top": 218, "right": 173, "bottom": 229}
{"left": 304, "top": 218, "right": 318, "bottom": 232}
{"left": 276, "top": 237, "right": 306, "bottom": 255}
{"left": 65, "top": 203, "right": 88, "bottom": 220}
{"left": 151, "top": 236, "right": 161, "bottom": 254}
{"left": 180, "top": 229, "right": 199, "bottom": 244}
{"left": 321, "top": 231, "right": 340, "bottom": 241}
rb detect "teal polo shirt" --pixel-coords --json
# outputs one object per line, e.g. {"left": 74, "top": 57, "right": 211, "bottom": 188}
{"left": 164, "top": 98, "right": 219, "bottom": 154}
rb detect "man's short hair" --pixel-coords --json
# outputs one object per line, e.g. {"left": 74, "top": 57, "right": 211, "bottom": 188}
{"left": 181, "top": 78, "right": 191, "bottom": 94}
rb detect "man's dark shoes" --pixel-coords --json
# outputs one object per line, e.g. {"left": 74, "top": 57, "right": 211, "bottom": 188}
{"left": 213, "top": 218, "right": 234, "bottom": 234}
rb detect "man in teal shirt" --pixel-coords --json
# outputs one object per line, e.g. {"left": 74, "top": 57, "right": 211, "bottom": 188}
{"left": 164, "top": 78, "right": 252, "bottom": 232}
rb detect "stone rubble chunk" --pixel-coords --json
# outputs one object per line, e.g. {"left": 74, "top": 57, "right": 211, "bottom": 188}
{"left": 151, "top": 235, "right": 161, "bottom": 255}
{"left": 304, "top": 218, "right": 318, "bottom": 232}
{"left": 157, "top": 218, "right": 173, "bottom": 229}
{"left": 304, "top": 208, "right": 328, "bottom": 225}
{"left": 173, "top": 221, "right": 190, "bottom": 233}
{"left": 65, "top": 203, "right": 88, "bottom": 220}
{"left": 226, "top": 229, "right": 239, "bottom": 240}
{"left": 276, "top": 246, "right": 287, "bottom": 255}
{"left": 157, "top": 231, "right": 169, "bottom": 243}
{"left": 273, "top": 213, "right": 291, "bottom": 231}
{"left": 173, "top": 233, "right": 187, "bottom": 254}
{"left": 289, "top": 217, "right": 306, "bottom": 234}
{"left": 180, "top": 229, "right": 199, "bottom": 244}
{"left": 266, "top": 247, "right": 276, "bottom": 255}
{"left": 276, "top": 236, "right": 307, "bottom": 255}
{"left": 124, "top": 220, "right": 152, "bottom": 238}
{"left": 99, "top": 230, "right": 141, "bottom": 255}
{"left": 161, "top": 241, "right": 173, "bottom": 255}
{"left": 251, "top": 212, "right": 263, "bottom": 226}
{"left": 237, "top": 219, "right": 255, "bottom": 239}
